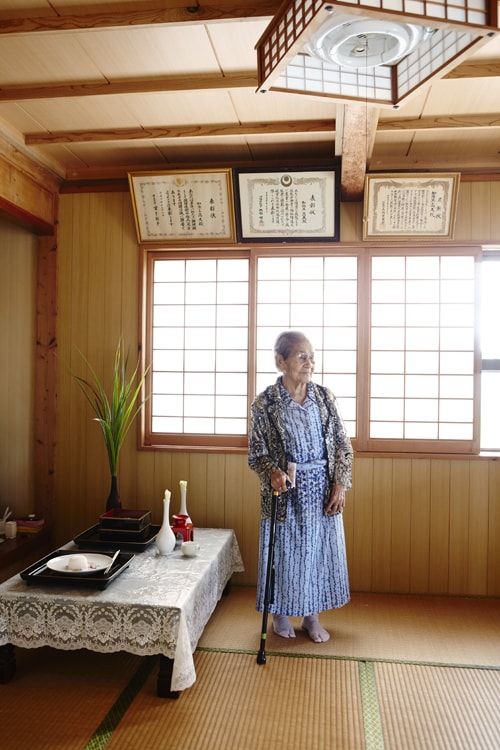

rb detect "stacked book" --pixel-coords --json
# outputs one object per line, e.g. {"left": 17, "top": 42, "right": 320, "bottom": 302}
{"left": 15, "top": 516, "right": 45, "bottom": 534}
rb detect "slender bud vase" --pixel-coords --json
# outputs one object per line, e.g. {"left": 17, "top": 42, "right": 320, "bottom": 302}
{"left": 178, "top": 480, "right": 192, "bottom": 524}
{"left": 156, "top": 489, "right": 176, "bottom": 555}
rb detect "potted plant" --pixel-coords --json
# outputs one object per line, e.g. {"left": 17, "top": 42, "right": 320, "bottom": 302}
{"left": 72, "top": 338, "right": 149, "bottom": 510}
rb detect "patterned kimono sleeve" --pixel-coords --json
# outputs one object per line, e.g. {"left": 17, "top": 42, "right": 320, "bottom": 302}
{"left": 326, "top": 389, "right": 354, "bottom": 490}
{"left": 248, "top": 396, "right": 276, "bottom": 485}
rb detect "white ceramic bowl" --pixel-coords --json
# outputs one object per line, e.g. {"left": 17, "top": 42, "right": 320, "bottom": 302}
{"left": 181, "top": 541, "right": 200, "bottom": 557}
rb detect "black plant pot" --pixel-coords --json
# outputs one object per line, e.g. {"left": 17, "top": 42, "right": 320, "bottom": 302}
{"left": 106, "top": 475, "right": 122, "bottom": 511}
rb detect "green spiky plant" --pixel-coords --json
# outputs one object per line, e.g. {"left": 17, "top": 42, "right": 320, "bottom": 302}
{"left": 72, "top": 338, "right": 150, "bottom": 509}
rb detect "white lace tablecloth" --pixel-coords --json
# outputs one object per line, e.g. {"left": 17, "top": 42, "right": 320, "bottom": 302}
{"left": 0, "top": 527, "right": 244, "bottom": 691}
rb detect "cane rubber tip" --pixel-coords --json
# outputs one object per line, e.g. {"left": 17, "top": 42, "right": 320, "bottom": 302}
{"left": 256, "top": 652, "right": 266, "bottom": 664}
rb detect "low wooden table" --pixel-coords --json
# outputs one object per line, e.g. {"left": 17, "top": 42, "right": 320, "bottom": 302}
{"left": 0, "top": 527, "right": 244, "bottom": 697}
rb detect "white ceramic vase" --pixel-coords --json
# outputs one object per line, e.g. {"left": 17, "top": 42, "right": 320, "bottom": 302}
{"left": 178, "top": 480, "right": 192, "bottom": 524}
{"left": 156, "top": 490, "right": 176, "bottom": 555}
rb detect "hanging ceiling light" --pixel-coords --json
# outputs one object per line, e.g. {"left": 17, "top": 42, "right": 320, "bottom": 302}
{"left": 256, "top": 0, "right": 498, "bottom": 107}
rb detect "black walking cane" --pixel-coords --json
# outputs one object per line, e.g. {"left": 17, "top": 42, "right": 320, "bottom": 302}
{"left": 256, "top": 490, "right": 279, "bottom": 665}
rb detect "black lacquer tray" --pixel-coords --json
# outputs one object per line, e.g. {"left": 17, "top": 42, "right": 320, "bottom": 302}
{"left": 20, "top": 549, "right": 134, "bottom": 589}
{"left": 74, "top": 523, "right": 160, "bottom": 552}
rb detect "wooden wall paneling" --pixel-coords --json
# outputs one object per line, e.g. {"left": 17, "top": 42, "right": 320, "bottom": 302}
{"left": 371, "top": 458, "right": 393, "bottom": 591}
{"left": 0, "top": 220, "right": 37, "bottom": 518}
{"left": 409, "top": 458, "right": 431, "bottom": 594}
{"left": 85, "top": 194, "right": 110, "bottom": 517}
{"left": 487, "top": 460, "right": 500, "bottom": 596}
{"left": 206, "top": 453, "right": 227, "bottom": 529}
{"left": 428, "top": 461, "right": 451, "bottom": 594}
{"left": 35, "top": 233, "right": 58, "bottom": 529}
{"left": 448, "top": 460, "right": 471, "bottom": 595}
{"left": 488, "top": 182, "right": 500, "bottom": 241}
{"left": 454, "top": 182, "right": 473, "bottom": 240}
{"left": 349, "top": 457, "right": 374, "bottom": 591}
{"left": 390, "top": 458, "right": 412, "bottom": 593}
{"left": 468, "top": 461, "right": 490, "bottom": 596}
{"left": 224, "top": 453, "right": 253, "bottom": 583}
{"left": 339, "top": 202, "right": 363, "bottom": 242}
{"left": 56, "top": 195, "right": 91, "bottom": 542}
{"left": 469, "top": 182, "right": 492, "bottom": 241}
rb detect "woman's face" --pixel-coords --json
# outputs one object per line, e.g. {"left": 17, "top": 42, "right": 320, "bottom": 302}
{"left": 278, "top": 339, "right": 315, "bottom": 384}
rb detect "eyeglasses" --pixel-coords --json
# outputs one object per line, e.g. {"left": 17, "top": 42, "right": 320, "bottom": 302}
{"left": 294, "top": 352, "right": 315, "bottom": 364}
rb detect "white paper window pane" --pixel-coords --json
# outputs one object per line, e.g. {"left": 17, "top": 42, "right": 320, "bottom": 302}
{"left": 152, "top": 416, "right": 183, "bottom": 432}
{"left": 185, "top": 283, "right": 216, "bottom": 305}
{"left": 371, "top": 398, "right": 404, "bottom": 421}
{"left": 441, "top": 303, "right": 475, "bottom": 327}
{"left": 290, "top": 279, "right": 325, "bottom": 302}
{"left": 290, "top": 303, "right": 324, "bottom": 325}
{"left": 405, "top": 399, "right": 438, "bottom": 421}
{"left": 215, "top": 418, "right": 247, "bottom": 434}
{"left": 323, "top": 350, "right": 357, "bottom": 373}
{"left": 184, "top": 306, "right": 216, "bottom": 327}
{"left": 324, "top": 280, "right": 357, "bottom": 302}
{"left": 154, "top": 283, "right": 185, "bottom": 305}
{"left": 406, "top": 304, "right": 439, "bottom": 326}
{"left": 441, "top": 256, "right": 474, "bottom": 278}
{"left": 217, "top": 259, "right": 249, "bottom": 281}
{"left": 155, "top": 260, "right": 185, "bottom": 282}
{"left": 291, "top": 256, "right": 325, "bottom": 279}
{"left": 216, "top": 306, "right": 249, "bottom": 327}
{"left": 258, "top": 257, "right": 291, "bottom": 279}
{"left": 405, "top": 328, "right": 440, "bottom": 350}
{"left": 153, "top": 350, "right": 184, "bottom": 371}
{"left": 406, "top": 352, "right": 439, "bottom": 374}
{"left": 440, "top": 351, "right": 474, "bottom": 374}
{"left": 186, "top": 260, "right": 217, "bottom": 281}
{"left": 184, "top": 396, "right": 214, "bottom": 417}
{"left": 372, "top": 304, "right": 405, "bottom": 326}
{"left": 481, "top": 372, "right": 500, "bottom": 450}
{"left": 406, "top": 256, "right": 440, "bottom": 278}
{"left": 324, "top": 304, "right": 357, "bottom": 326}
{"left": 323, "top": 373, "right": 357, "bottom": 398}
{"left": 258, "top": 280, "right": 290, "bottom": 303}
{"left": 440, "top": 328, "right": 474, "bottom": 351}
{"left": 405, "top": 375, "right": 439, "bottom": 398}
{"left": 372, "top": 280, "right": 405, "bottom": 303}
{"left": 372, "top": 257, "right": 406, "bottom": 278}
{"left": 184, "top": 417, "right": 214, "bottom": 433}
{"left": 371, "top": 351, "right": 405, "bottom": 373}
{"left": 439, "top": 399, "right": 473, "bottom": 422}
{"left": 152, "top": 394, "right": 183, "bottom": 415}
{"left": 184, "top": 350, "right": 215, "bottom": 371}
{"left": 216, "top": 327, "right": 247, "bottom": 349}
{"left": 439, "top": 423, "right": 473, "bottom": 440}
{"left": 324, "top": 257, "right": 357, "bottom": 278}
{"left": 184, "top": 329, "right": 216, "bottom": 349}
{"left": 405, "top": 423, "right": 438, "bottom": 439}
{"left": 152, "top": 373, "right": 183, "bottom": 393}
{"left": 370, "top": 422, "right": 404, "bottom": 438}
{"left": 406, "top": 279, "right": 439, "bottom": 303}
{"left": 215, "top": 395, "right": 248, "bottom": 417}
{"left": 371, "top": 328, "right": 405, "bottom": 350}
{"left": 184, "top": 373, "right": 215, "bottom": 395}
{"left": 217, "top": 282, "right": 249, "bottom": 304}
{"left": 216, "top": 350, "right": 247, "bottom": 372}
{"left": 440, "top": 279, "right": 474, "bottom": 303}
{"left": 257, "top": 303, "right": 291, "bottom": 326}
{"left": 440, "top": 375, "right": 474, "bottom": 398}
{"left": 216, "top": 373, "right": 247, "bottom": 394}
{"left": 371, "top": 374, "right": 405, "bottom": 397}
{"left": 153, "top": 327, "right": 184, "bottom": 349}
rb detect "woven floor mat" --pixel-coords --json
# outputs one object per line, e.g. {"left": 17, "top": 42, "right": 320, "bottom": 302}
{"left": 0, "top": 648, "right": 145, "bottom": 750}
{"left": 375, "top": 661, "right": 500, "bottom": 749}
{"left": 105, "top": 650, "right": 365, "bottom": 750}
{"left": 199, "top": 587, "right": 500, "bottom": 668}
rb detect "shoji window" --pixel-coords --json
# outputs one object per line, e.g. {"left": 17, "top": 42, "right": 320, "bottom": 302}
{"left": 368, "top": 253, "right": 478, "bottom": 453}
{"left": 480, "top": 249, "right": 500, "bottom": 451}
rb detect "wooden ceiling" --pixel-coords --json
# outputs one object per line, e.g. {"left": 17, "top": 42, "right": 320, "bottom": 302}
{"left": 1, "top": 0, "right": 500, "bottom": 200}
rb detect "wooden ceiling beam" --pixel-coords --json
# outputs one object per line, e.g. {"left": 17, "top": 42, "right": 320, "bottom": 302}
{"left": 336, "top": 104, "right": 379, "bottom": 202}
{"left": 0, "top": 1, "right": 280, "bottom": 33}
{"left": 25, "top": 119, "right": 335, "bottom": 145}
{"left": 378, "top": 114, "right": 500, "bottom": 130}
{"left": 1, "top": 58, "right": 498, "bottom": 103}
{"left": 0, "top": 73, "right": 259, "bottom": 102}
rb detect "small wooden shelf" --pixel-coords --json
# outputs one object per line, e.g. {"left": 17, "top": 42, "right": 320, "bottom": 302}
{"left": 0, "top": 529, "right": 52, "bottom": 583}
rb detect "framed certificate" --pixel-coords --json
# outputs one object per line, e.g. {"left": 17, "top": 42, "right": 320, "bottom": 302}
{"left": 233, "top": 167, "right": 340, "bottom": 242}
{"left": 363, "top": 173, "right": 460, "bottom": 240}
{"left": 128, "top": 169, "right": 236, "bottom": 243}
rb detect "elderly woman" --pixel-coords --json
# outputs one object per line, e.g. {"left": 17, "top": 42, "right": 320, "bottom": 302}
{"left": 248, "top": 330, "right": 353, "bottom": 642}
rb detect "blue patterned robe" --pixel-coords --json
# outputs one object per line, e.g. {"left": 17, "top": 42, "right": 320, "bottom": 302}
{"left": 248, "top": 378, "right": 353, "bottom": 616}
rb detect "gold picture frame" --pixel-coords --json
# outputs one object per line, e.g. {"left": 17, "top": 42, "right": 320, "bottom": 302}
{"left": 363, "top": 173, "right": 460, "bottom": 240}
{"left": 128, "top": 168, "right": 236, "bottom": 244}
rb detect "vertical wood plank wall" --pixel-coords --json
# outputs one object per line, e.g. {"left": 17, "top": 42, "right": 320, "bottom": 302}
{"left": 0, "top": 219, "right": 37, "bottom": 517}
{"left": 2, "top": 182, "right": 500, "bottom": 594}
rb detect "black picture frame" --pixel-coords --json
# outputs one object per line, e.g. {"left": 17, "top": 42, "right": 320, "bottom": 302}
{"left": 233, "top": 166, "right": 340, "bottom": 242}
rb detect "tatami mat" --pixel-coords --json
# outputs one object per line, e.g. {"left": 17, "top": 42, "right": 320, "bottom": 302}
{"left": 0, "top": 648, "right": 145, "bottom": 750}
{"left": 375, "top": 661, "right": 500, "bottom": 749}
{"left": 199, "top": 587, "right": 500, "bottom": 668}
{"left": 105, "top": 650, "right": 366, "bottom": 750}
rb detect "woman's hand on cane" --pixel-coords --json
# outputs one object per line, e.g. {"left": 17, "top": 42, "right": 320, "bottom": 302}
{"left": 270, "top": 468, "right": 292, "bottom": 493}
